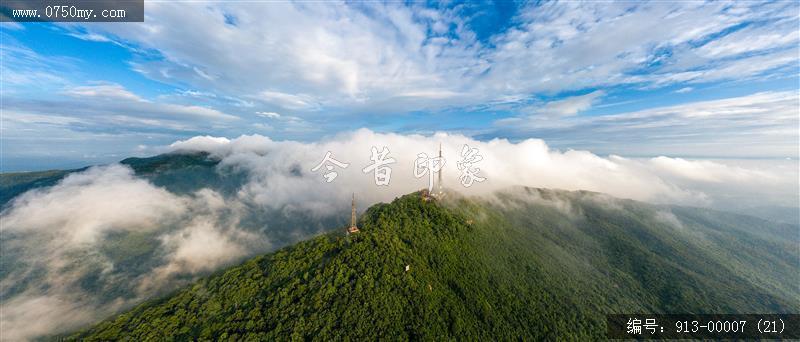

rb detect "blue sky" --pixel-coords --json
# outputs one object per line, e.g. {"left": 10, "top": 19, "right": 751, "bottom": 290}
{"left": 1, "top": 1, "right": 798, "bottom": 171}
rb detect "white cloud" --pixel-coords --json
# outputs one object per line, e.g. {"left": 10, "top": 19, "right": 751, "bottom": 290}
{"left": 0, "top": 165, "right": 261, "bottom": 340}
{"left": 67, "top": 32, "right": 114, "bottom": 43}
{"left": 0, "top": 294, "right": 102, "bottom": 341}
{"left": 647, "top": 156, "right": 777, "bottom": 183}
{"left": 0, "top": 82, "right": 242, "bottom": 154}
{"left": 0, "top": 22, "right": 24, "bottom": 30}
{"left": 696, "top": 17, "right": 799, "bottom": 59}
{"left": 3, "top": 165, "right": 187, "bottom": 244}
{"left": 255, "top": 91, "right": 321, "bottom": 111}
{"left": 65, "top": 83, "right": 140, "bottom": 100}
{"left": 168, "top": 129, "right": 797, "bottom": 209}
{"left": 62, "top": 83, "right": 239, "bottom": 121}
{"left": 494, "top": 91, "right": 799, "bottom": 158}
{"left": 3, "top": 2, "right": 796, "bottom": 164}
{"left": 170, "top": 135, "right": 232, "bottom": 152}
{"left": 0, "top": 41, "right": 72, "bottom": 91}
{"left": 74, "top": 2, "right": 480, "bottom": 113}
{"left": 255, "top": 111, "right": 281, "bottom": 119}
{"left": 71, "top": 2, "right": 796, "bottom": 114}
{"left": 477, "top": 1, "right": 797, "bottom": 96}
{"left": 528, "top": 90, "right": 605, "bottom": 117}
{"left": 160, "top": 221, "right": 245, "bottom": 273}
{"left": 654, "top": 210, "right": 685, "bottom": 230}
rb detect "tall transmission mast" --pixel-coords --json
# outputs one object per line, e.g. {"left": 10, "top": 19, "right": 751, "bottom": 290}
{"left": 348, "top": 193, "right": 359, "bottom": 234}
{"left": 438, "top": 143, "right": 442, "bottom": 188}
{"left": 436, "top": 143, "right": 444, "bottom": 197}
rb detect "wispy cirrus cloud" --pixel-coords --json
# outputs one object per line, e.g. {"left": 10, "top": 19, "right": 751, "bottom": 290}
{"left": 73, "top": 1, "right": 798, "bottom": 113}
{"left": 4, "top": 82, "right": 237, "bottom": 132}
{"left": 255, "top": 111, "right": 281, "bottom": 119}
{"left": 0, "top": 80, "right": 241, "bottom": 170}
{"left": 491, "top": 90, "right": 799, "bottom": 158}
{"left": 62, "top": 83, "right": 239, "bottom": 121}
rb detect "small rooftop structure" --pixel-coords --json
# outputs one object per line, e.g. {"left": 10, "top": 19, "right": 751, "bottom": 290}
{"left": 420, "top": 188, "right": 432, "bottom": 201}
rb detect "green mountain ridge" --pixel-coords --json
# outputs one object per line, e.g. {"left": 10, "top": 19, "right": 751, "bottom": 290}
{"left": 1, "top": 151, "right": 233, "bottom": 209}
{"left": 68, "top": 188, "right": 799, "bottom": 340}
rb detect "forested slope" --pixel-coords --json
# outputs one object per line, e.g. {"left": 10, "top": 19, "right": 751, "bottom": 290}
{"left": 69, "top": 189, "right": 799, "bottom": 340}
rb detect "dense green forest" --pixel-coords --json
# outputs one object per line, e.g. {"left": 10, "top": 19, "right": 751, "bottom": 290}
{"left": 69, "top": 188, "right": 799, "bottom": 340}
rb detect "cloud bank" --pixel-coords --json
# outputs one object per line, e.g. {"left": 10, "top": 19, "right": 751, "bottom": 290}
{"left": 170, "top": 129, "right": 797, "bottom": 210}
{"left": 0, "top": 165, "right": 266, "bottom": 341}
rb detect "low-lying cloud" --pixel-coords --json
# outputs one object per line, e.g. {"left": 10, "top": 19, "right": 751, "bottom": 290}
{"left": 0, "top": 166, "right": 266, "bottom": 341}
{"left": 3, "top": 165, "right": 187, "bottom": 244}
{"left": 171, "top": 129, "right": 797, "bottom": 209}
{"left": 1, "top": 129, "right": 796, "bottom": 340}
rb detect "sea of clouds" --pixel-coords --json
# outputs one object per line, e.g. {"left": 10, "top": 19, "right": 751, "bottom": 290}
{"left": 1, "top": 129, "right": 797, "bottom": 340}
{"left": 165, "top": 129, "right": 796, "bottom": 210}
